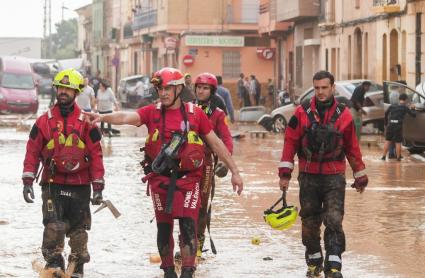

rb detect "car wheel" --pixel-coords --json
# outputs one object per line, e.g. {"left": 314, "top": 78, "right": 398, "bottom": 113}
{"left": 407, "top": 147, "right": 425, "bottom": 154}
{"left": 273, "top": 115, "right": 287, "bottom": 133}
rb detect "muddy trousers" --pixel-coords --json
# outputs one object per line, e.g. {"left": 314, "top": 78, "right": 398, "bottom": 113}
{"left": 298, "top": 173, "right": 346, "bottom": 273}
{"left": 197, "top": 157, "right": 215, "bottom": 252}
{"left": 157, "top": 218, "right": 197, "bottom": 270}
{"left": 41, "top": 184, "right": 91, "bottom": 272}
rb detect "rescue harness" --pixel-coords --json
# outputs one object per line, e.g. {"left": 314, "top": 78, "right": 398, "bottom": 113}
{"left": 298, "top": 100, "right": 346, "bottom": 172}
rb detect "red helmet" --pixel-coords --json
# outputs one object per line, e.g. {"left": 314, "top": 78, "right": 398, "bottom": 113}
{"left": 151, "top": 67, "right": 185, "bottom": 88}
{"left": 195, "top": 72, "right": 218, "bottom": 90}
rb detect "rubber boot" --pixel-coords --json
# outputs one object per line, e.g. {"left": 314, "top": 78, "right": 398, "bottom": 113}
{"left": 325, "top": 269, "right": 343, "bottom": 278}
{"left": 70, "top": 263, "right": 84, "bottom": 278}
{"left": 163, "top": 267, "right": 178, "bottom": 278}
{"left": 180, "top": 267, "right": 194, "bottom": 278}
{"left": 306, "top": 265, "right": 323, "bottom": 278}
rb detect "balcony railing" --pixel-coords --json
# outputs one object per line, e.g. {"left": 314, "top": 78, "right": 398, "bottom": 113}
{"left": 372, "top": 0, "right": 401, "bottom": 13}
{"left": 132, "top": 9, "right": 157, "bottom": 30}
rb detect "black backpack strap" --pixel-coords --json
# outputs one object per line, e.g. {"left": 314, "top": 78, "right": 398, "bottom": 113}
{"left": 329, "top": 103, "right": 346, "bottom": 124}
{"left": 301, "top": 99, "right": 318, "bottom": 124}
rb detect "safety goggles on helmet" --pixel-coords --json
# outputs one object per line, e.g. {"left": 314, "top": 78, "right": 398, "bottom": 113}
{"left": 52, "top": 68, "right": 84, "bottom": 93}
{"left": 264, "top": 192, "right": 298, "bottom": 231}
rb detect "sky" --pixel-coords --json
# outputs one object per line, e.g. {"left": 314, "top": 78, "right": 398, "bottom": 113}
{"left": 0, "top": 0, "right": 92, "bottom": 38}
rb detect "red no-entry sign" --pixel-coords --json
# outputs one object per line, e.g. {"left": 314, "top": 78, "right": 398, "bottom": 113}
{"left": 183, "top": 54, "right": 194, "bottom": 66}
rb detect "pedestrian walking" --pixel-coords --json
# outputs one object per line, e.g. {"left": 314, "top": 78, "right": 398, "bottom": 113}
{"left": 388, "top": 81, "right": 407, "bottom": 158}
{"left": 83, "top": 67, "right": 243, "bottom": 278}
{"left": 194, "top": 73, "right": 233, "bottom": 258}
{"left": 22, "top": 69, "right": 105, "bottom": 277}
{"left": 89, "top": 70, "right": 102, "bottom": 98}
{"left": 179, "top": 73, "right": 196, "bottom": 102}
{"left": 381, "top": 93, "right": 416, "bottom": 161}
{"left": 278, "top": 71, "right": 368, "bottom": 278}
{"left": 267, "top": 78, "right": 275, "bottom": 107}
{"left": 96, "top": 80, "right": 119, "bottom": 137}
{"left": 76, "top": 77, "right": 96, "bottom": 112}
{"left": 237, "top": 73, "right": 247, "bottom": 108}
{"left": 350, "top": 81, "right": 371, "bottom": 140}
{"left": 243, "top": 76, "right": 252, "bottom": 106}
{"left": 215, "top": 75, "right": 235, "bottom": 123}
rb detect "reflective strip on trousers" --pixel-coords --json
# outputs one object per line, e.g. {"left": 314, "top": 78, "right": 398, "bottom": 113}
{"left": 328, "top": 255, "right": 342, "bottom": 264}
{"left": 308, "top": 252, "right": 322, "bottom": 259}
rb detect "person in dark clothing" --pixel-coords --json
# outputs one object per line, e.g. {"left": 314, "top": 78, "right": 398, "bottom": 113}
{"left": 89, "top": 70, "right": 102, "bottom": 98}
{"left": 350, "top": 81, "right": 371, "bottom": 139}
{"left": 279, "top": 71, "right": 368, "bottom": 278}
{"left": 381, "top": 93, "right": 416, "bottom": 161}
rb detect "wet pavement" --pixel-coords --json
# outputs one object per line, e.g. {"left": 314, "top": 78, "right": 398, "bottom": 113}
{"left": 1, "top": 100, "right": 425, "bottom": 277}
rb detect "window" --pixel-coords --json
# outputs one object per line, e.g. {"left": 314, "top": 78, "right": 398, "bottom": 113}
{"left": 222, "top": 51, "right": 241, "bottom": 78}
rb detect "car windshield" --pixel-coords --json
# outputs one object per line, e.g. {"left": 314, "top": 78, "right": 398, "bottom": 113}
{"left": 127, "top": 76, "right": 149, "bottom": 87}
{"left": 1, "top": 73, "right": 35, "bottom": 89}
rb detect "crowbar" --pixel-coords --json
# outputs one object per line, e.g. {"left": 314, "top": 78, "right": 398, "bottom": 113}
{"left": 92, "top": 200, "right": 121, "bottom": 218}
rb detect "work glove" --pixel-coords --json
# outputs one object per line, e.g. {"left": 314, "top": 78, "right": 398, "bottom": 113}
{"left": 278, "top": 167, "right": 292, "bottom": 192}
{"left": 351, "top": 174, "right": 368, "bottom": 193}
{"left": 22, "top": 177, "right": 35, "bottom": 203}
{"left": 91, "top": 181, "right": 104, "bottom": 205}
{"left": 215, "top": 161, "right": 229, "bottom": 178}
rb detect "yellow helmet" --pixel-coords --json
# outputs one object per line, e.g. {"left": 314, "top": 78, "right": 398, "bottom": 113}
{"left": 264, "top": 193, "right": 298, "bottom": 231}
{"left": 52, "top": 68, "right": 84, "bottom": 93}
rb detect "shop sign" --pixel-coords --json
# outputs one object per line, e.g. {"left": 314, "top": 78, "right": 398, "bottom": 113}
{"left": 185, "top": 35, "right": 244, "bottom": 47}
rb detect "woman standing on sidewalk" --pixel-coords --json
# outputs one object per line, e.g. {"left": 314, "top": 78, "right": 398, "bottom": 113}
{"left": 96, "top": 80, "right": 119, "bottom": 137}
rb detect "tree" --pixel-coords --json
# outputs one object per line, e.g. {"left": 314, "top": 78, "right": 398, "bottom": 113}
{"left": 45, "top": 18, "right": 78, "bottom": 59}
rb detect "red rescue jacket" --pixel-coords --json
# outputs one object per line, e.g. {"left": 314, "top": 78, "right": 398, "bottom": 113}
{"left": 140, "top": 102, "right": 213, "bottom": 183}
{"left": 22, "top": 104, "right": 105, "bottom": 186}
{"left": 278, "top": 96, "right": 366, "bottom": 177}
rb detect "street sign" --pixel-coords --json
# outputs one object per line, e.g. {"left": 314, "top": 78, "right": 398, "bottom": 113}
{"left": 183, "top": 54, "right": 194, "bottom": 66}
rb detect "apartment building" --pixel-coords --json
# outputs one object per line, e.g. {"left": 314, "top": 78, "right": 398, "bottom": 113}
{"left": 320, "top": 0, "right": 425, "bottom": 87}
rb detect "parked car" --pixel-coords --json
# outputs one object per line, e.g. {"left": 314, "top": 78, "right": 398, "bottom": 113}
{"left": 0, "top": 56, "right": 38, "bottom": 114}
{"left": 117, "top": 75, "right": 156, "bottom": 108}
{"left": 267, "top": 80, "right": 384, "bottom": 133}
{"left": 383, "top": 81, "right": 425, "bottom": 153}
{"left": 31, "top": 62, "right": 53, "bottom": 96}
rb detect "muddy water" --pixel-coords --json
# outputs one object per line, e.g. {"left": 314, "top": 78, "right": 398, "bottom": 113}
{"left": 0, "top": 122, "right": 424, "bottom": 277}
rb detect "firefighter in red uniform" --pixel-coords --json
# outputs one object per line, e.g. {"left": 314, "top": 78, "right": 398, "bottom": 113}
{"left": 22, "top": 69, "right": 105, "bottom": 278}
{"left": 83, "top": 67, "right": 243, "bottom": 278}
{"left": 278, "top": 71, "right": 368, "bottom": 278}
{"left": 193, "top": 73, "right": 233, "bottom": 257}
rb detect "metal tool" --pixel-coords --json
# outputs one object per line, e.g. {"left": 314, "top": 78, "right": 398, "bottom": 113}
{"left": 92, "top": 200, "right": 121, "bottom": 218}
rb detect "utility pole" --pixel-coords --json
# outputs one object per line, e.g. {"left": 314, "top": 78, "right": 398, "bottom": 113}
{"left": 43, "top": 0, "right": 47, "bottom": 58}
{"left": 48, "top": 0, "right": 52, "bottom": 58}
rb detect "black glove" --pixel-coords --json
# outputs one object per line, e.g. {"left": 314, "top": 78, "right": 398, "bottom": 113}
{"left": 92, "top": 191, "right": 103, "bottom": 205}
{"left": 23, "top": 185, "right": 35, "bottom": 203}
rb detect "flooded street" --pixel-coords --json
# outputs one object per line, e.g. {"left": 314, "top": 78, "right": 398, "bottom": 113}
{"left": 1, "top": 103, "right": 425, "bottom": 277}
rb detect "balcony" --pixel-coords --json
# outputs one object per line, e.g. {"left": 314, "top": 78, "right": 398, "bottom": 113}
{"left": 259, "top": 0, "right": 292, "bottom": 34}
{"left": 132, "top": 9, "right": 157, "bottom": 30}
{"left": 276, "top": 0, "right": 320, "bottom": 22}
{"left": 372, "top": 0, "right": 401, "bottom": 13}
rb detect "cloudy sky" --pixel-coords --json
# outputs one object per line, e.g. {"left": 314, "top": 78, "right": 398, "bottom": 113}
{"left": 0, "top": 0, "right": 92, "bottom": 38}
